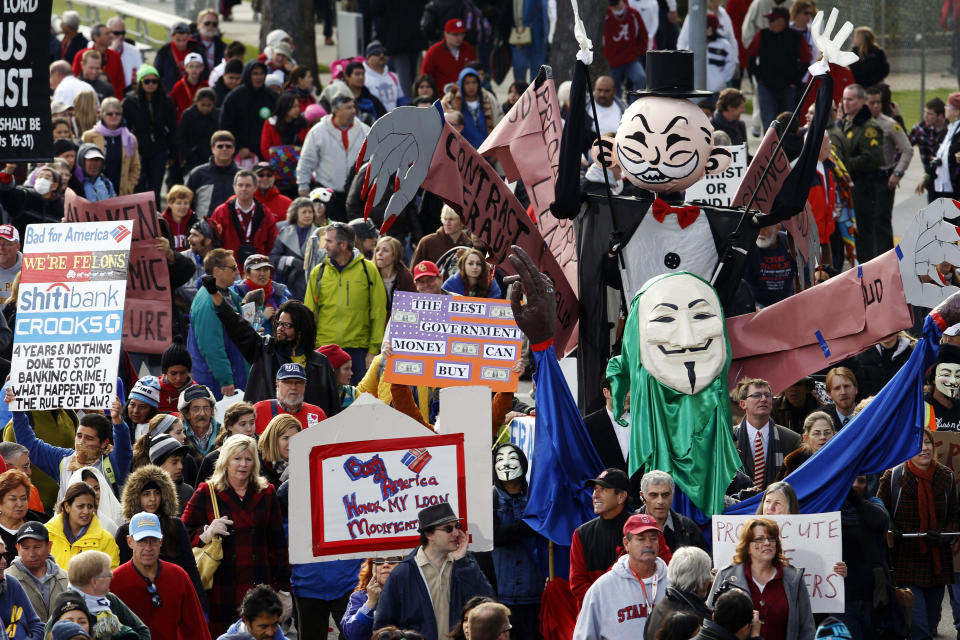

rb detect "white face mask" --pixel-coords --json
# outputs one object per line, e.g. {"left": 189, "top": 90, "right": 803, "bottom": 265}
{"left": 494, "top": 447, "right": 523, "bottom": 482}
{"left": 34, "top": 177, "right": 52, "bottom": 195}
{"left": 935, "top": 362, "right": 960, "bottom": 399}
{"left": 636, "top": 274, "right": 727, "bottom": 394}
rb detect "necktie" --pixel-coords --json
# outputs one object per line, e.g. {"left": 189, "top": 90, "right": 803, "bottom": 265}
{"left": 753, "top": 432, "right": 765, "bottom": 489}
{"left": 651, "top": 198, "right": 701, "bottom": 229}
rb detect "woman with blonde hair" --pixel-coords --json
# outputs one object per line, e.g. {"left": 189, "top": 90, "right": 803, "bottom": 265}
{"left": 374, "top": 235, "right": 415, "bottom": 313}
{"left": 776, "top": 411, "right": 835, "bottom": 480}
{"left": 81, "top": 96, "right": 141, "bottom": 195}
{"left": 257, "top": 414, "right": 301, "bottom": 488}
{"left": 182, "top": 434, "right": 290, "bottom": 636}
{"left": 849, "top": 26, "right": 889, "bottom": 88}
{"left": 708, "top": 517, "right": 814, "bottom": 640}
{"left": 72, "top": 91, "right": 99, "bottom": 135}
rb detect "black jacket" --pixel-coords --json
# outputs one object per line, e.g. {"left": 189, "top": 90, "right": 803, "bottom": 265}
{"left": 0, "top": 182, "right": 63, "bottom": 238}
{"left": 122, "top": 88, "right": 178, "bottom": 156}
{"left": 214, "top": 304, "right": 341, "bottom": 418}
{"left": 852, "top": 339, "right": 914, "bottom": 398}
{"left": 644, "top": 587, "right": 712, "bottom": 640}
{"left": 154, "top": 39, "right": 207, "bottom": 93}
{"left": 371, "top": 0, "right": 427, "bottom": 54}
{"left": 220, "top": 61, "right": 276, "bottom": 156}
{"left": 850, "top": 47, "right": 890, "bottom": 89}
{"left": 693, "top": 620, "right": 741, "bottom": 640}
{"left": 710, "top": 111, "right": 747, "bottom": 146}
{"left": 421, "top": 0, "right": 468, "bottom": 45}
{"left": 185, "top": 158, "right": 239, "bottom": 220}
{"left": 212, "top": 77, "right": 232, "bottom": 106}
{"left": 636, "top": 507, "right": 708, "bottom": 554}
{"left": 176, "top": 105, "right": 222, "bottom": 173}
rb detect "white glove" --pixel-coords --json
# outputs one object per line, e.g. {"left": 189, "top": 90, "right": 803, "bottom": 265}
{"left": 897, "top": 198, "right": 960, "bottom": 308}
{"left": 571, "top": 0, "right": 593, "bottom": 66}
{"left": 810, "top": 8, "right": 858, "bottom": 69}
{"left": 200, "top": 517, "right": 233, "bottom": 544}
{"left": 279, "top": 256, "right": 295, "bottom": 270}
{"left": 277, "top": 590, "right": 293, "bottom": 622}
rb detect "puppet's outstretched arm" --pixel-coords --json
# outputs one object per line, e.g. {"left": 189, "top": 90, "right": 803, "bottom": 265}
{"left": 550, "top": 59, "right": 589, "bottom": 220}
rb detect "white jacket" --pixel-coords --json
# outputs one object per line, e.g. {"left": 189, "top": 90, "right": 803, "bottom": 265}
{"left": 296, "top": 114, "right": 370, "bottom": 193}
{"left": 573, "top": 554, "right": 669, "bottom": 640}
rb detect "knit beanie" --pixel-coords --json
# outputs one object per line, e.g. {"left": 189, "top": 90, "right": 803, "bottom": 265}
{"left": 137, "top": 65, "right": 159, "bottom": 83}
{"left": 317, "top": 344, "right": 351, "bottom": 370}
{"left": 53, "top": 138, "right": 78, "bottom": 156}
{"left": 161, "top": 338, "right": 193, "bottom": 373}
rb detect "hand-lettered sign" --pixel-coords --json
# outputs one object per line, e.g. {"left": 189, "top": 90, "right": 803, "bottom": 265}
{"left": 9, "top": 221, "right": 133, "bottom": 411}
{"left": 64, "top": 190, "right": 172, "bottom": 353}
{"left": 686, "top": 145, "right": 748, "bottom": 207}
{"left": 383, "top": 291, "right": 522, "bottom": 391}
{"left": 712, "top": 512, "right": 844, "bottom": 613}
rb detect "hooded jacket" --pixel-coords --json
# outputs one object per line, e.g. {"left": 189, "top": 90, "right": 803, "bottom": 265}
{"left": 176, "top": 104, "right": 222, "bottom": 174}
{"left": 439, "top": 68, "right": 500, "bottom": 149}
{"left": 80, "top": 127, "right": 141, "bottom": 196}
{"left": 154, "top": 38, "right": 206, "bottom": 93}
{"left": 45, "top": 512, "right": 120, "bottom": 570}
{"left": 220, "top": 61, "right": 277, "bottom": 156}
{"left": 5, "top": 556, "right": 69, "bottom": 622}
{"left": 0, "top": 172, "right": 64, "bottom": 238}
{"left": 305, "top": 251, "right": 388, "bottom": 352}
{"left": 573, "top": 554, "right": 669, "bottom": 640}
{"left": 77, "top": 143, "right": 117, "bottom": 202}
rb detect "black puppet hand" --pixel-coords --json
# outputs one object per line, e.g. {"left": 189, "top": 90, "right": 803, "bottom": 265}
{"left": 504, "top": 245, "right": 556, "bottom": 346}
{"left": 926, "top": 529, "right": 944, "bottom": 545}
{"left": 201, "top": 275, "right": 219, "bottom": 295}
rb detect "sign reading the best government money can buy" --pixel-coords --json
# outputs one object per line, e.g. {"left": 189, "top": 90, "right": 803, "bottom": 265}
{"left": 384, "top": 291, "right": 521, "bottom": 391}
{"left": 9, "top": 221, "right": 133, "bottom": 411}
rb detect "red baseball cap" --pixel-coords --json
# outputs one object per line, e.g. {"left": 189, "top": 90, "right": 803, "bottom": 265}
{"left": 623, "top": 514, "right": 662, "bottom": 536}
{"left": 413, "top": 261, "right": 441, "bottom": 281}
{"left": 445, "top": 18, "right": 467, "bottom": 34}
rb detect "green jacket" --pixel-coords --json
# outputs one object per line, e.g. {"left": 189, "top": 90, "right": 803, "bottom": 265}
{"left": 305, "top": 252, "right": 387, "bottom": 351}
{"left": 839, "top": 105, "right": 885, "bottom": 174}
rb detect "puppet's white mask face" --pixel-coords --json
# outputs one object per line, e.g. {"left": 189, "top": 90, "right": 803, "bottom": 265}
{"left": 494, "top": 447, "right": 523, "bottom": 482}
{"left": 936, "top": 363, "right": 960, "bottom": 399}
{"left": 637, "top": 274, "right": 726, "bottom": 394}
{"left": 613, "top": 97, "right": 729, "bottom": 192}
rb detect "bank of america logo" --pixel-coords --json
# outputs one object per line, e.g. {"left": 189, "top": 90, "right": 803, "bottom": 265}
{"left": 111, "top": 225, "right": 131, "bottom": 242}
{"left": 401, "top": 448, "right": 432, "bottom": 473}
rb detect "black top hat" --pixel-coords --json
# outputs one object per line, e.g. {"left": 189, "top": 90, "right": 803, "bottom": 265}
{"left": 937, "top": 343, "right": 960, "bottom": 367}
{"left": 417, "top": 503, "right": 460, "bottom": 531}
{"left": 630, "top": 50, "right": 715, "bottom": 100}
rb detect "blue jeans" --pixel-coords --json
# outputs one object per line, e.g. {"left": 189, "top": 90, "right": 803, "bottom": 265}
{"left": 836, "top": 600, "right": 874, "bottom": 640}
{"left": 511, "top": 42, "right": 547, "bottom": 84}
{"left": 756, "top": 83, "right": 798, "bottom": 132}
{"left": 343, "top": 347, "right": 369, "bottom": 386}
{"left": 902, "top": 583, "right": 945, "bottom": 640}
{"left": 610, "top": 60, "right": 646, "bottom": 98}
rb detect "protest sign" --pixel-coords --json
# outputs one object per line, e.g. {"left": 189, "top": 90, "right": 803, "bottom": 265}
{"left": 288, "top": 388, "right": 493, "bottom": 561}
{"left": 383, "top": 291, "right": 522, "bottom": 392}
{"left": 686, "top": 145, "right": 748, "bottom": 207}
{"left": 712, "top": 513, "right": 844, "bottom": 613}
{"left": 509, "top": 415, "right": 535, "bottom": 483}
{"left": 933, "top": 430, "right": 960, "bottom": 570}
{"left": 64, "top": 190, "right": 171, "bottom": 353}
{"left": 8, "top": 220, "right": 133, "bottom": 411}
{"left": 732, "top": 128, "right": 791, "bottom": 214}
{"left": 0, "top": 0, "right": 53, "bottom": 162}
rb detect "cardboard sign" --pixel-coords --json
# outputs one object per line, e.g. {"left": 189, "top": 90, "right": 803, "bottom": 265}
{"left": 64, "top": 190, "right": 172, "bottom": 353}
{"left": 0, "top": 0, "right": 54, "bottom": 161}
{"left": 934, "top": 430, "right": 960, "bottom": 571}
{"left": 712, "top": 513, "right": 844, "bottom": 613}
{"left": 509, "top": 415, "right": 536, "bottom": 483}
{"left": 8, "top": 221, "right": 133, "bottom": 411}
{"left": 686, "top": 145, "right": 748, "bottom": 207}
{"left": 288, "top": 388, "right": 493, "bottom": 562}
{"left": 732, "top": 128, "right": 791, "bottom": 214}
{"left": 383, "top": 291, "right": 522, "bottom": 391}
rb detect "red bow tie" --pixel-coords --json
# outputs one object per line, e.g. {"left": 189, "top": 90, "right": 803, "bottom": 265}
{"left": 651, "top": 198, "right": 701, "bottom": 229}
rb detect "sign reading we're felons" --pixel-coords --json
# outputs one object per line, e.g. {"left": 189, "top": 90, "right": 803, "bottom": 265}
{"left": 384, "top": 291, "right": 522, "bottom": 392}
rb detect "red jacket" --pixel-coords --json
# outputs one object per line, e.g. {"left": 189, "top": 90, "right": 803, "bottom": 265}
{"left": 603, "top": 5, "right": 648, "bottom": 69}
{"left": 112, "top": 560, "right": 211, "bottom": 640}
{"left": 158, "top": 374, "right": 195, "bottom": 413}
{"left": 421, "top": 39, "right": 476, "bottom": 91}
{"left": 254, "top": 186, "right": 292, "bottom": 221}
{"left": 259, "top": 117, "right": 309, "bottom": 160}
{"left": 72, "top": 47, "right": 127, "bottom": 98}
{"left": 808, "top": 161, "right": 837, "bottom": 244}
{"left": 208, "top": 198, "right": 279, "bottom": 259}
{"left": 169, "top": 76, "right": 209, "bottom": 122}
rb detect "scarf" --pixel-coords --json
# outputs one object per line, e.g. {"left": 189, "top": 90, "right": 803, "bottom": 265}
{"left": 244, "top": 278, "right": 273, "bottom": 303}
{"left": 93, "top": 121, "right": 137, "bottom": 156}
{"left": 71, "top": 586, "right": 123, "bottom": 639}
{"left": 907, "top": 459, "right": 941, "bottom": 573}
{"left": 169, "top": 41, "right": 190, "bottom": 76}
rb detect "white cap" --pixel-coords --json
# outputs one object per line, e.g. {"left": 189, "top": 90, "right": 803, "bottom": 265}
{"left": 184, "top": 52, "right": 204, "bottom": 67}
{"left": 266, "top": 29, "right": 291, "bottom": 46}
{"left": 945, "top": 323, "right": 960, "bottom": 337}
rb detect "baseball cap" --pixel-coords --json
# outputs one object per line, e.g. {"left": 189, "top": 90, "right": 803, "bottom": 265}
{"left": 50, "top": 99, "right": 70, "bottom": 114}
{"left": 84, "top": 147, "right": 105, "bottom": 161}
{"left": 0, "top": 225, "right": 19, "bottom": 243}
{"left": 584, "top": 468, "right": 631, "bottom": 492}
{"left": 623, "top": 513, "right": 662, "bottom": 536}
{"left": 15, "top": 521, "right": 49, "bottom": 544}
{"left": 244, "top": 254, "right": 273, "bottom": 271}
{"left": 277, "top": 362, "right": 306, "bottom": 381}
{"left": 171, "top": 21, "right": 191, "bottom": 35}
{"left": 184, "top": 52, "right": 204, "bottom": 66}
{"left": 445, "top": 18, "right": 467, "bottom": 34}
{"left": 413, "top": 261, "right": 440, "bottom": 281}
{"left": 129, "top": 511, "right": 163, "bottom": 541}
{"left": 366, "top": 40, "right": 387, "bottom": 57}
{"left": 815, "top": 617, "right": 853, "bottom": 640}
{"left": 149, "top": 433, "right": 189, "bottom": 465}
{"left": 763, "top": 6, "right": 789, "bottom": 19}
{"left": 309, "top": 187, "right": 333, "bottom": 203}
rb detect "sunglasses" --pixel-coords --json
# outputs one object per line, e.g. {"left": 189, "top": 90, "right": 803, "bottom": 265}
{"left": 146, "top": 581, "right": 163, "bottom": 608}
{"left": 141, "top": 78, "right": 159, "bottom": 85}
{"left": 112, "top": 30, "right": 126, "bottom": 36}
{"left": 215, "top": 143, "right": 234, "bottom": 149}
{"left": 202, "top": 21, "right": 219, "bottom": 26}
{"left": 438, "top": 522, "right": 462, "bottom": 533}
{"left": 373, "top": 556, "right": 403, "bottom": 564}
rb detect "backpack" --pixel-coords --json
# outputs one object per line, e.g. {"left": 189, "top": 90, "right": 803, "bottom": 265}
{"left": 310, "top": 257, "right": 375, "bottom": 320}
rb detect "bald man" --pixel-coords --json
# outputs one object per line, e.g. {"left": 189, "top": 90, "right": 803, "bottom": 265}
{"left": 591, "top": 76, "right": 626, "bottom": 138}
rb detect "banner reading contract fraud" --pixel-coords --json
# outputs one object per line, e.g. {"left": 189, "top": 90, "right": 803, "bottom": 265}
{"left": 9, "top": 221, "right": 133, "bottom": 411}
{"left": 712, "top": 512, "right": 844, "bottom": 613}
{"left": 309, "top": 433, "right": 466, "bottom": 555}
{"left": 384, "top": 291, "right": 522, "bottom": 392}
{"left": 0, "top": 0, "right": 54, "bottom": 162}
{"left": 64, "top": 190, "right": 171, "bottom": 353}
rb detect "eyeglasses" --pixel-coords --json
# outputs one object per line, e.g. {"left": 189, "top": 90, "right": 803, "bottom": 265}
{"left": 372, "top": 556, "right": 403, "bottom": 564}
{"left": 202, "top": 21, "right": 219, "bottom": 26}
{"left": 190, "top": 405, "right": 214, "bottom": 414}
{"left": 438, "top": 522, "right": 462, "bottom": 533}
{"left": 276, "top": 321, "right": 295, "bottom": 330}
{"left": 751, "top": 536, "right": 777, "bottom": 545}
{"left": 744, "top": 392, "right": 773, "bottom": 400}
{"left": 214, "top": 143, "right": 234, "bottom": 149}
{"left": 141, "top": 78, "right": 159, "bottom": 85}
{"left": 218, "top": 263, "right": 238, "bottom": 272}
{"left": 6, "top": 462, "right": 29, "bottom": 472}
{"left": 146, "top": 581, "right": 163, "bottom": 608}
{"left": 112, "top": 30, "right": 126, "bottom": 36}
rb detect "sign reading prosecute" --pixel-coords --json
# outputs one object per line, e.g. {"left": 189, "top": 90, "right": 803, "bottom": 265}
{"left": 383, "top": 291, "right": 521, "bottom": 391}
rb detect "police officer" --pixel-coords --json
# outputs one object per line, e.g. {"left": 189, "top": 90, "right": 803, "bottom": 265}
{"left": 839, "top": 83, "right": 886, "bottom": 263}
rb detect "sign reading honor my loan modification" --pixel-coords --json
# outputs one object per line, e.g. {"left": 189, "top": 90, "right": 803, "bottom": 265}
{"left": 9, "top": 221, "right": 133, "bottom": 411}
{"left": 384, "top": 291, "right": 522, "bottom": 391}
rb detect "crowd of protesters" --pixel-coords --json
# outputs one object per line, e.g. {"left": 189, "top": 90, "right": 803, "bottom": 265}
{"left": 0, "top": 1, "right": 957, "bottom": 640}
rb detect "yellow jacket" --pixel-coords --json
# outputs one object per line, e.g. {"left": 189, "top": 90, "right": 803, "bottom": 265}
{"left": 358, "top": 354, "right": 432, "bottom": 424}
{"left": 45, "top": 513, "right": 120, "bottom": 570}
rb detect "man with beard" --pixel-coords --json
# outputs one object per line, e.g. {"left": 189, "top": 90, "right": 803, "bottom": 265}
{"left": 205, "top": 288, "right": 341, "bottom": 417}
{"left": 177, "top": 384, "right": 221, "bottom": 469}
{"left": 744, "top": 224, "right": 797, "bottom": 309}
{"left": 252, "top": 364, "right": 326, "bottom": 434}
{"left": 194, "top": 9, "right": 225, "bottom": 72}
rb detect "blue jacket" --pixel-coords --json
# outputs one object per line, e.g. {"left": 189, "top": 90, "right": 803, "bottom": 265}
{"left": 373, "top": 547, "right": 494, "bottom": 640}
{"left": 441, "top": 271, "right": 502, "bottom": 298}
{"left": 187, "top": 285, "right": 249, "bottom": 399}
{"left": 290, "top": 558, "right": 362, "bottom": 600}
{"left": 493, "top": 485, "right": 547, "bottom": 604}
{"left": 341, "top": 589, "right": 372, "bottom": 640}
{"left": 0, "top": 574, "right": 44, "bottom": 640}
{"left": 11, "top": 410, "right": 131, "bottom": 498}
{"left": 458, "top": 68, "right": 488, "bottom": 149}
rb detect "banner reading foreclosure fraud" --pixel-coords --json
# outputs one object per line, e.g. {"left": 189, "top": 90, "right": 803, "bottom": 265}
{"left": 0, "top": 0, "right": 54, "bottom": 162}
{"left": 64, "top": 189, "right": 171, "bottom": 353}
{"left": 9, "top": 220, "right": 133, "bottom": 411}
{"left": 309, "top": 433, "right": 466, "bottom": 555}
